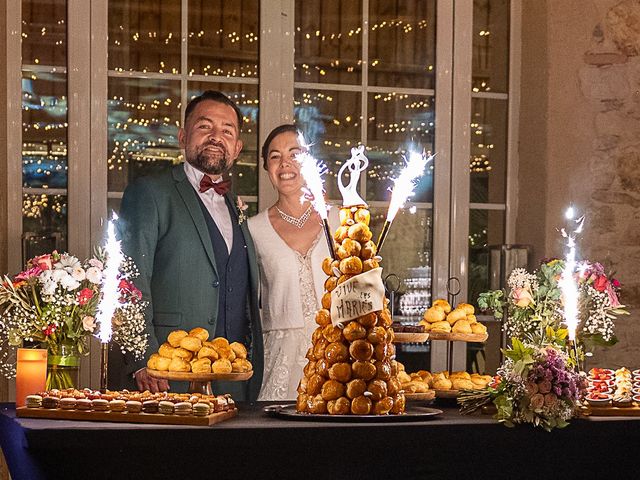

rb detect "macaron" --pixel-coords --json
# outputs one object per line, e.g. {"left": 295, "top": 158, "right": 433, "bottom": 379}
{"left": 42, "top": 396, "right": 60, "bottom": 409}
{"left": 92, "top": 399, "right": 109, "bottom": 411}
{"left": 109, "top": 399, "right": 126, "bottom": 412}
{"left": 142, "top": 400, "right": 159, "bottom": 414}
{"left": 173, "top": 401, "right": 192, "bottom": 416}
{"left": 76, "top": 398, "right": 92, "bottom": 410}
{"left": 158, "top": 401, "right": 174, "bottom": 415}
{"left": 60, "top": 397, "right": 77, "bottom": 410}
{"left": 192, "top": 403, "right": 211, "bottom": 417}
{"left": 125, "top": 400, "right": 143, "bottom": 414}
{"left": 25, "top": 394, "right": 43, "bottom": 408}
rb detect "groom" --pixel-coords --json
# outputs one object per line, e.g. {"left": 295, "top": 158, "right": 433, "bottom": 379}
{"left": 111, "top": 90, "right": 263, "bottom": 401}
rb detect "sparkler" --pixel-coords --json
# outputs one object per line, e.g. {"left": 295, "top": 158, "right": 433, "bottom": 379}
{"left": 558, "top": 207, "right": 585, "bottom": 365}
{"left": 295, "top": 133, "right": 336, "bottom": 260}
{"left": 377, "top": 150, "right": 433, "bottom": 254}
{"left": 95, "top": 212, "right": 125, "bottom": 391}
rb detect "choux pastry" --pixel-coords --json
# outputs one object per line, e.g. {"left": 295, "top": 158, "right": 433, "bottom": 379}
{"left": 358, "top": 312, "right": 378, "bottom": 328}
{"left": 296, "top": 394, "right": 308, "bottom": 413}
{"left": 158, "top": 342, "right": 175, "bottom": 359}
{"left": 315, "top": 358, "right": 330, "bottom": 377}
{"left": 313, "top": 338, "right": 328, "bottom": 360}
{"left": 230, "top": 342, "right": 247, "bottom": 359}
{"left": 324, "top": 276, "right": 338, "bottom": 292}
{"left": 322, "top": 257, "right": 334, "bottom": 276}
{"left": 367, "top": 379, "right": 388, "bottom": 401}
{"left": 391, "top": 394, "right": 406, "bottom": 414}
{"left": 321, "top": 292, "right": 332, "bottom": 309}
{"left": 325, "top": 342, "right": 349, "bottom": 364}
{"left": 354, "top": 208, "right": 370, "bottom": 225}
{"left": 432, "top": 299, "right": 452, "bottom": 313}
{"left": 350, "top": 395, "right": 372, "bottom": 415}
{"left": 172, "top": 347, "right": 193, "bottom": 361}
{"left": 340, "top": 256, "right": 363, "bottom": 275}
{"left": 341, "top": 238, "right": 362, "bottom": 257}
{"left": 471, "top": 322, "right": 487, "bottom": 335}
{"left": 315, "top": 309, "right": 331, "bottom": 327}
{"left": 423, "top": 306, "right": 446, "bottom": 323}
{"left": 352, "top": 360, "right": 377, "bottom": 381}
{"left": 307, "top": 394, "right": 328, "bottom": 414}
{"left": 333, "top": 226, "right": 349, "bottom": 243}
{"left": 457, "top": 303, "right": 475, "bottom": 315}
{"left": 446, "top": 308, "right": 467, "bottom": 325}
{"left": 216, "top": 345, "right": 237, "bottom": 362}
{"left": 307, "top": 374, "right": 325, "bottom": 396}
{"left": 211, "top": 358, "right": 232, "bottom": 374}
{"left": 167, "top": 330, "right": 188, "bottom": 348}
{"left": 346, "top": 378, "right": 367, "bottom": 399}
{"left": 452, "top": 378, "right": 475, "bottom": 390}
{"left": 430, "top": 321, "right": 451, "bottom": 333}
{"left": 374, "top": 396, "right": 394, "bottom": 415}
{"left": 179, "top": 335, "right": 202, "bottom": 352}
{"left": 347, "top": 223, "right": 372, "bottom": 243}
{"left": 378, "top": 309, "right": 392, "bottom": 327}
{"left": 210, "top": 337, "right": 230, "bottom": 349}
{"left": 191, "top": 357, "right": 211, "bottom": 374}
{"left": 188, "top": 327, "right": 209, "bottom": 342}
{"left": 466, "top": 314, "right": 477, "bottom": 324}
{"left": 375, "top": 360, "right": 392, "bottom": 381}
{"left": 155, "top": 356, "right": 171, "bottom": 371}
{"left": 146, "top": 353, "right": 160, "bottom": 370}
{"left": 452, "top": 319, "right": 472, "bottom": 334}
{"left": 168, "top": 357, "right": 191, "bottom": 372}
{"left": 328, "top": 362, "right": 352, "bottom": 383}
{"left": 349, "top": 339, "right": 374, "bottom": 361}
{"left": 362, "top": 259, "right": 379, "bottom": 272}
{"left": 339, "top": 208, "right": 353, "bottom": 226}
{"left": 197, "top": 345, "right": 219, "bottom": 360}
{"left": 322, "top": 324, "right": 343, "bottom": 343}
{"left": 231, "top": 358, "right": 252, "bottom": 373}
{"left": 303, "top": 360, "right": 316, "bottom": 378}
{"left": 337, "top": 274, "right": 353, "bottom": 285}
{"left": 321, "top": 379, "right": 346, "bottom": 401}
{"left": 360, "top": 241, "right": 377, "bottom": 260}
{"left": 367, "top": 326, "right": 387, "bottom": 344}
{"left": 327, "top": 396, "right": 351, "bottom": 415}
{"left": 343, "top": 321, "right": 367, "bottom": 342}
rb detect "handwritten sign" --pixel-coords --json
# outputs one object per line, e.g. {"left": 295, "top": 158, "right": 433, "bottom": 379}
{"left": 330, "top": 268, "right": 384, "bottom": 325}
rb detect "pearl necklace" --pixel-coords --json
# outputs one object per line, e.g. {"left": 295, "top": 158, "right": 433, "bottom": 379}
{"left": 275, "top": 204, "right": 313, "bottom": 229}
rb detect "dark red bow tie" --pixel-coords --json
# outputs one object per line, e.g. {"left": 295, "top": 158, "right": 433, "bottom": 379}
{"left": 199, "top": 176, "right": 231, "bottom": 195}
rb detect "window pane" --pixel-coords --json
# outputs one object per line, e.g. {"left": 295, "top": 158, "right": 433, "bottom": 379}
{"left": 473, "top": 0, "right": 509, "bottom": 93}
{"left": 107, "top": 78, "right": 181, "bottom": 193}
{"left": 470, "top": 97, "right": 507, "bottom": 203}
{"left": 108, "top": 0, "right": 182, "bottom": 73}
{"left": 22, "top": 70, "right": 68, "bottom": 189}
{"left": 294, "top": 89, "right": 362, "bottom": 200}
{"left": 369, "top": 206, "right": 432, "bottom": 314}
{"left": 23, "top": 193, "right": 67, "bottom": 262}
{"left": 187, "top": 82, "right": 259, "bottom": 197}
{"left": 366, "top": 92, "right": 434, "bottom": 203}
{"left": 468, "top": 208, "right": 504, "bottom": 307}
{"left": 22, "top": 0, "right": 67, "bottom": 66}
{"left": 188, "top": 0, "right": 259, "bottom": 78}
{"left": 295, "top": 0, "right": 362, "bottom": 85}
{"left": 368, "top": 0, "right": 436, "bottom": 89}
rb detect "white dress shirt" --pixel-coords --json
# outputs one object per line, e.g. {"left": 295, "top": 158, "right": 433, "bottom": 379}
{"left": 183, "top": 162, "right": 233, "bottom": 253}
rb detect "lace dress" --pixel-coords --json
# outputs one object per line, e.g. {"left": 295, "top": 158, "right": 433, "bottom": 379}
{"left": 248, "top": 210, "right": 334, "bottom": 401}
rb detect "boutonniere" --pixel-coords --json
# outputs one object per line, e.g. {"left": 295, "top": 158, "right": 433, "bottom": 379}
{"left": 237, "top": 196, "right": 248, "bottom": 225}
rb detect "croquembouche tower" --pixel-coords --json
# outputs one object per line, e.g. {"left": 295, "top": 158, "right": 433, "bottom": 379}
{"left": 295, "top": 146, "right": 406, "bottom": 415}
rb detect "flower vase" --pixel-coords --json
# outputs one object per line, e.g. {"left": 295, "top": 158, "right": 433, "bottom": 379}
{"left": 46, "top": 343, "right": 80, "bottom": 390}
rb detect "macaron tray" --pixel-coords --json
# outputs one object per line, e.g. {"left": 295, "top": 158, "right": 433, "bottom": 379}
{"left": 16, "top": 388, "right": 238, "bottom": 426}
{"left": 582, "top": 368, "right": 640, "bottom": 417}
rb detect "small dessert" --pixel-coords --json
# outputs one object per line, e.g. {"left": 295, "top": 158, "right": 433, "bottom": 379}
{"left": 158, "top": 401, "right": 175, "bottom": 415}
{"left": 192, "top": 402, "right": 210, "bottom": 416}
{"left": 142, "top": 400, "right": 159, "bottom": 414}
{"left": 76, "top": 398, "right": 92, "bottom": 410}
{"left": 59, "top": 397, "right": 77, "bottom": 410}
{"left": 125, "top": 400, "right": 143, "bottom": 413}
{"left": 92, "top": 398, "right": 109, "bottom": 411}
{"left": 586, "top": 391, "right": 612, "bottom": 407}
{"left": 109, "top": 399, "right": 126, "bottom": 412}
{"left": 25, "top": 394, "right": 43, "bottom": 408}
{"left": 42, "top": 396, "right": 60, "bottom": 409}
{"left": 174, "top": 401, "right": 193, "bottom": 416}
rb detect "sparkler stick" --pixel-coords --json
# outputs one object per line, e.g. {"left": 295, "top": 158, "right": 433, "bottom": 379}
{"left": 377, "top": 150, "right": 433, "bottom": 253}
{"left": 95, "top": 212, "right": 125, "bottom": 391}
{"left": 558, "top": 206, "right": 585, "bottom": 351}
{"left": 295, "top": 134, "right": 336, "bottom": 260}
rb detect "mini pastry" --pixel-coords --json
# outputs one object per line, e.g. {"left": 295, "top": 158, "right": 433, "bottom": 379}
{"left": 321, "top": 292, "right": 332, "bottom": 309}
{"left": 142, "top": 400, "right": 159, "bottom": 414}
{"left": 232, "top": 358, "right": 253, "bottom": 373}
{"left": 432, "top": 299, "right": 452, "bottom": 313}
{"left": 230, "top": 342, "right": 247, "bottom": 359}
{"left": 215, "top": 345, "right": 236, "bottom": 361}
{"left": 354, "top": 208, "right": 370, "bottom": 225}
{"left": 338, "top": 274, "right": 354, "bottom": 285}
{"left": 303, "top": 360, "right": 316, "bottom": 378}
{"left": 327, "top": 397, "right": 351, "bottom": 415}
{"left": 343, "top": 321, "right": 367, "bottom": 342}
{"left": 387, "top": 377, "right": 402, "bottom": 396}
{"left": 191, "top": 357, "right": 212, "bottom": 374}
{"left": 210, "top": 337, "right": 230, "bottom": 349}
{"left": 374, "top": 360, "right": 391, "bottom": 381}
{"left": 171, "top": 347, "right": 193, "bottom": 361}
{"left": 358, "top": 312, "right": 378, "bottom": 328}
{"left": 423, "top": 306, "right": 446, "bottom": 323}
{"left": 433, "top": 377, "right": 453, "bottom": 390}
{"left": 350, "top": 395, "right": 372, "bottom": 415}
{"left": 197, "top": 345, "right": 219, "bottom": 361}
{"left": 457, "top": 303, "right": 475, "bottom": 315}
{"left": 147, "top": 353, "right": 160, "bottom": 370}
{"left": 315, "top": 358, "right": 330, "bottom": 377}
{"left": 179, "top": 335, "right": 202, "bottom": 352}
{"left": 193, "top": 402, "right": 211, "bottom": 416}
{"left": 59, "top": 397, "right": 76, "bottom": 410}
{"left": 374, "top": 342, "right": 394, "bottom": 361}
{"left": 155, "top": 356, "right": 171, "bottom": 371}
{"left": 346, "top": 378, "right": 367, "bottom": 399}
{"left": 169, "top": 357, "right": 191, "bottom": 372}
{"left": 352, "top": 360, "right": 377, "bottom": 381}
{"left": 158, "top": 400, "right": 175, "bottom": 415}
{"left": 324, "top": 276, "right": 338, "bottom": 292}
{"left": 321, "top": 380, "right": 346, "bottom": 401}
{"left": 42, "top": 396, "right": 60, "bottom": 409}
{"left": 322, "top": 256, "right": 334, "bottom": 276}
{"left": 158, "top": 342, "right": 176, "bottom": 359}
{"left": 466, "top": 314, "right": 477, "bottom": 324}
{"left": 349, "top": 339, "right": 374, "bottom": 361}
{"left": 446, "top": 308, "right": 466, "bottom": 325}
{"left": 378, "top": 309, "right": 392, "bottom": 327}
{"left": 307, "top": 394, "right": 328, "bottom": 414}
{"left": 430, "top": 321, "right": 451, "bottom": 333}
{"left": 391, "top": 394, "right": 406, "bottom": 414}
{"left": 296, "top": 394, "right": 309, "bottom": 413}
{"left": 367, "top": 326, "right": 387, "bottom": 344}
{"left": 360, "top": 241, "right": 377, "bottom": 260}
{"left": 397, "top": 371, "right": 412, "bottom": 384}
{"left": 25, "top": 394, "right": 43, "bottom": 408}
{"left": 452, "top": 319, "right": 472, "bottom": 334}
{"left": 313, "top": 338, "right": 328, "bottom": 360}
{"left": 211, "top": 358, "right": 233, "bottom": 374}
{"left": 173, "top": 401, "right": 193, "bottom": 415}
{"left": 109, "top": 399, "right": 126, "bottom": 412}
{"left": 367, "top": 379, "right": 388, "bottom": 401}
{"left": 92, "top": 398, "right": 109, "bottom": 411}
{"left": 452, "top": 378, "right": 475, "bottom": 390}
{"left": 340, "top": 256, "right": 363, "bottom": 275}
{"left": 347, "top": 223, "right": 372, "bottom": 243}
{"left": 307, "top": 374, "right": 325, "bottom": 396}
{"left": 374, "top": 396, "right": 393, "bottom": 415}
{"left": 329, "top": 362, "right": 352, "bottom": 383}
{"left": 76, "top": 398, "right": 93, "bottom": 410}
{"left": 333, "top": 225, "right": 349, "bottom": 243}
{"left": 471, "top": 322, "right": 487, "bottom": 335}
{"left": 339, "top": 238, "right": 361, "bottom": 258}
{"left": 323, "top": 324, "right": 343, "bottom": 343}
{"left": 315, "top": 309, "right": 332, "bottom": 327}
{"left": 362, "top": 259, "right": 379, "bottom": 272}
{"left": 188, "top": 327, "right": 209, "bottom": 342}
{"left": 167, "top": 330, "right": 188, "bottom": 348}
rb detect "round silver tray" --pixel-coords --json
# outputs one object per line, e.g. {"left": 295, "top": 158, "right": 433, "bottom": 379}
{"left": 263, "top": 404, "right": 443, "bottom": 422}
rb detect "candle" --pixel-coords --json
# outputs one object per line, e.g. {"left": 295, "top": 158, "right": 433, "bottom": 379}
{"left": 15, "top": 348, "right": 47, "bottom": 407}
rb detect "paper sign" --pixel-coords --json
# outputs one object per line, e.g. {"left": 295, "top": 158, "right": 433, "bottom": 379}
{"left": 330, "top": 268, "right": 384, "bottom": 325}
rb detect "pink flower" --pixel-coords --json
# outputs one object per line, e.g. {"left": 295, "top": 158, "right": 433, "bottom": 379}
{"left": 42, "top": 324, "right": 57, "bottom": 336}
{"left": 77, "top": 288, "right": 94, "bottom": 306}
{"left": 538, "top": 379, "right": 552, "bottom": 394}
{"left": 33, "top": 254, "right": 53, "bottom": 271}
{"left": 612, "top": 278, "right": 621, "bottom": 289}
{"left": 593, "top": 275, "right": 608, "bottom": 293}
{"left": 525, "top": 381, "right": 539, "bottom": 395}
{"left": 82, "top": 316, "right": 96, "bottom": 332}
{"left": 14, "top": 266, "right": 42, "bottom": 281}
{"left": 512, "top": 287, "right": 534, "bottom": 308}
{"left": 544, "top": 392, "right": 558, "bottom": 407}
{"left": 606, "top": 283, "right": 621, "bottom": 307}
{"left": 530, "top": 393, "right": 544, "bottom": 410}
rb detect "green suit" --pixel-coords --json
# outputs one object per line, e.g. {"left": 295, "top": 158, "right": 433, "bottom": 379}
{"left": 109, "top": 164, "right": 263, "bottom": 401}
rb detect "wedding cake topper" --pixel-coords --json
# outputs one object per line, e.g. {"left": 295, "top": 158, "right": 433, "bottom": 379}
{"left": 338, "top": 145, "right": 369, "bottom": 207}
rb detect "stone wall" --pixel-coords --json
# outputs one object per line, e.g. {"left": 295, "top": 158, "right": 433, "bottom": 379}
{"left": 520, "top": 0, "right": 640, "bottom": 367}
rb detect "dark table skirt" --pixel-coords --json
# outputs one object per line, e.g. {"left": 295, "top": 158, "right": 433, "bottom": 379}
{"left": 1, "top": 402, "right": 638, "bottom": 480}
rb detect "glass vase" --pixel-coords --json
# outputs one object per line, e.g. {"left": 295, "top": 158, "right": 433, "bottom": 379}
{"left": 46, "top": 342, "right": 80, "bottom": 390}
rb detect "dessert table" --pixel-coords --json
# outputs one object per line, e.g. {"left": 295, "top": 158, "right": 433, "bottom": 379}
{"left": 1, "top": 402, "right": 639, "bottom": 479}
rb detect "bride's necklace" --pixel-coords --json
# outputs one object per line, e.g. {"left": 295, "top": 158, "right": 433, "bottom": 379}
{"left": 276, "top": 204, "right": 313, "bottom": 229}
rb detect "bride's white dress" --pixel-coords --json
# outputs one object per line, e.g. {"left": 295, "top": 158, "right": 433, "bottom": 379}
{"left": 248, "top": 210, "right": 332, "bottom": 401}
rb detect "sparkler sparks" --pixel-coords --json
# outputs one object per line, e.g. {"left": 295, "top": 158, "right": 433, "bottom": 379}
{"left": 558, "top": 207, "right": 585, "bottom": 341}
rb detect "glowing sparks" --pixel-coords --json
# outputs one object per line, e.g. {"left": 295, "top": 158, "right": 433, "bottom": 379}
{"left": 95, "top": 213, "right": 125, "bottom": 343}
{"left": 385, "top": 150, "right": 433, "bottom": 222}
{"left": 295, "top": 132, "right": 329, "bottom": 220}
{"left": 558, "top": 207, "right": 586, "bottom": 341}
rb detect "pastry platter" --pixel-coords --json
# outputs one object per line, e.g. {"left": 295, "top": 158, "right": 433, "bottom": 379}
{"left": 427, "top": 332, "right": 488, "bottom": 342}
{"left": 404, "top": 390, "right": 436, "bottom": 402}
{"left": 581, "top": 405, "right": 640, "bottom": 417}
{"left": 263, "top": 404, "right": 443, "bottom": 422}
{"left": 392, "top": 332, "right": 430, "bottom": 343}
{"left": 17, "top": 405, "right": 237, "bottom": 426}
{"left": 146, "top": 369, "right": 253, "bottom": 394}
{"left": 434, "top": 389, "right": 459, "bottom": 399}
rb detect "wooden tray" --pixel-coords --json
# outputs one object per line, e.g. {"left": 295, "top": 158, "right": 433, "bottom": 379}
{"left": 582, "top": 404, "right": 640, "bottom": 417}
{"left": 404, "top": 391, "right": 436, "bottom": 402}
{"left": 146, "top": 369, "right": 253, "bottom": 382}
{"left": 16, "top": 406, "right": 237, "bottom": 426}
{"left": 434, "top": 389, "right": 459, "bottom": 399}
{"left": 393, "top": 332, "right": 430, "bottom": 343}
{"left": 427, "top": 332, "right": 488, "bottom": 342}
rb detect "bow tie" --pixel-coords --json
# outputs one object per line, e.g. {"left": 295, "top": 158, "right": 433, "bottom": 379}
{"left": 199, "top": 176, "right": 231, "bottom": 195}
